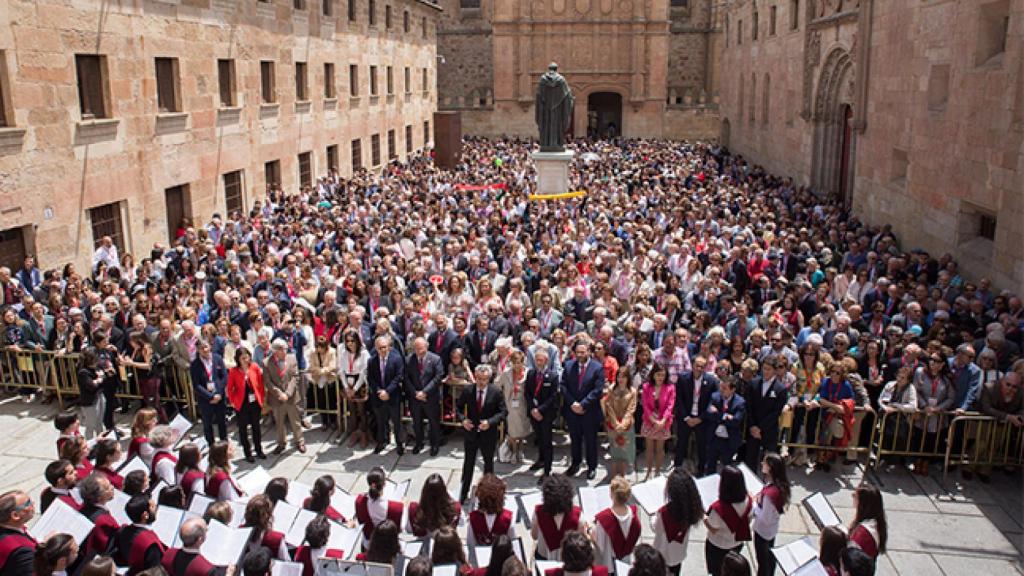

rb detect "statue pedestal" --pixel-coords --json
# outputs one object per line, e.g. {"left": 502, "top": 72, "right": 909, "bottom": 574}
{"left": 531, "top": 150, "right": 575, "bottom": 196}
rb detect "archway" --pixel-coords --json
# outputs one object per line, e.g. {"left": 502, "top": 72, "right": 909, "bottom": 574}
{"left": 587, "top": 92, "right": 622, "bottom": 138}
{"left": 721, "top": 118, "right": 731, "bottom": 148}
{"left": 811, "top": 48, "right": 856, "bottom": 203}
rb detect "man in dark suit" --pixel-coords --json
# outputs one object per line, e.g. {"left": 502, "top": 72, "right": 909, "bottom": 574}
{"left": 524, "top": 347, "right": 560, "bottom": 482}
{"left": 465, "top": 315, "right": 497, "bottom": 367}
{"left": 404, "top": 337, "right": 444, "bottom": 455}
{"left": 427, "top": 313, "right": 459, "bottom": 368}
{"left": 560, "top": 340, "right": 605, "bottom": 480}
{"left": 704, "top": 377, "right": 747, "bottom": 475}
{"left": 190, "top": 340, "right": 228, "bottom": 446}
{"left": 368, "top": 335, "right": 406, "bottom": 455}
{"left": 673, "top": 355, "right": 718, "bottom": 471}
{"left": 744, "top": 356, "right": 789, "bottom": 469}
{"left": 456, "top": 364, "right": 507, "bottom": 502}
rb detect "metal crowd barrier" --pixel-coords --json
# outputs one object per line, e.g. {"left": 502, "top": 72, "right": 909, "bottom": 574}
{"left": 0, "top": 348, "right": 62, "bottom": 398}
{"left": 777, "top": 403, "right": 875, "bottom": 460}
{"left": 871, "top": 409, "right": 952, "bottom": 468}
{"left": 943, "top": 414, "right": 1024, "bottom": 480}
{"left": 304, "top": 373, "right": 344, "bottom": 429}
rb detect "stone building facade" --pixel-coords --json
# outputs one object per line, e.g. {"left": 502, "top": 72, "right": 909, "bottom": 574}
{"left": 719, "top": 0, "right": 1023, "bottom": 289}
{"left": 0, "top": 0, "right": 440, "bottom": 273}
{"left": 436, "top": 0, "right": 721, "bottom": 139}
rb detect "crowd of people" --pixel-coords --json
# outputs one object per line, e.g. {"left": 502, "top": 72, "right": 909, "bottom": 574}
{"left": 0, "top": 135, "right": 1022, "bottom": 575}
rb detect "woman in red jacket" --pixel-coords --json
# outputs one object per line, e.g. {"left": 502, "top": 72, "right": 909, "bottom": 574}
{"left": 226, "top": 347, "right": 266, "bottom": 462}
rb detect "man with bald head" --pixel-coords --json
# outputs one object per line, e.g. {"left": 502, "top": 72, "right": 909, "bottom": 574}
{"left": 405, "top": 336, "right": 444, "bottom": 455}
{"left": 161, "top": 517, "right": 223, "bottom": 575}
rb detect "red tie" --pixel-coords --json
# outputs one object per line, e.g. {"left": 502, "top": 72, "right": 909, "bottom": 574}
{"left": 435, "top": 333, "right": 443, "bottom": 352}
{"left": 534, "top": 373, "right": 544, "bottom": 397}
{"left": 577, "top": 366, "right": 584, "bottom": 394}
{"left": 477, "top": 389, "right": 485, "bottom": 413}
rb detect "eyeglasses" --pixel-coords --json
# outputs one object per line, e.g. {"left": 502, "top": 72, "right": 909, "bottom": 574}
{"left": 13, "top": 498, "right": 32, "bottom": 512}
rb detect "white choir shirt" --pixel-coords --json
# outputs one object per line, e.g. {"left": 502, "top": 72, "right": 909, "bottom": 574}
{"left": 216, "top": 474, "right": 241, "bottom": 502}
{"left": 651, "top": 509, "right": 690, "bottom": 568}
{"left": 466, "top": 511, "right": 517, "bottom": 547}
{"left": 363, "top": 496, "right": 391, "bottom": 548}
{"left": 136, "top": 441, "right": 156, "bottom": 468}
{"left": 152, "top": 450, "right": 177, "bottom": 487}
{"left": 592, "top": 506, "right": 635, "bottom": 567}
{"left": 706, "top": 500, "right": 752, "bottom": 550}
{"left": 529, "top": 510, "right": 568, "bottom": 561}
{"left": 174, "top": 471, "right": 204, "bottom": 499}
{"left": 753, "top": 490, "right": 782, "bottom": 541}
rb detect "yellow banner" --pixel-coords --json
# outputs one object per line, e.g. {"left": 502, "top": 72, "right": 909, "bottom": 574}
{"left": 528, "top": 190, "right": 587, "bottom": 200}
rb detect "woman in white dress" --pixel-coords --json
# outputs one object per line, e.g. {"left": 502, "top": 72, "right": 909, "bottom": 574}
{"left": 498, "top": 350, "right": 531, "bottom": 463}
{"left": 337, "top": 328, "right": 370, "bottom": 448}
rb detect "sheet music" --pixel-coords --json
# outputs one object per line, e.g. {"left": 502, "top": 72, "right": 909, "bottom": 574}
{"left": 384, "top": 478, "right": 411, "bottom": 501}
{"left": 285, "top": 481, "right": 313, "bottom": 508}
{"left": 534, "top": 559, "right": 561, "bottom": 576}
{"left": 631, "top": 476, "right": 668, "bottom": 516}
{"left": 331, "top": 489, "right": 357, "bottom": 521}
{"left": 401, "top": 539, "right": 427, "bottom": 558}
{"left": 474, "top": 544, "right": 492, "bottom": 567}
{"left": 238, "top": 467, "right": 273, "bottom": 496}
{"left": 318, "top": 559, "right": 394, "bottom": 576}
{"left": 433, "top": 565, "right": 458, "bottom": 576}
{"left": 187, "top": 493, "right": 215, "bottom": 517}
{"left": 516, "top": 491, "right": 543, "bottom": 528}
{"left": 739, "top": 463, "right": 765, "bottom": 494}
{"left": 326, "top": 521, "right": 361, "bottom": 558}
{"left": 170, "top": 511, "right": 201, "bottom": 548}
{"left": 271, "top": 560, "right": 304, "bottom": 576}
{"left": 150, "top": 480, "right": 168, "bottom": 498}
{"left": 118, "top": 456, "right": 149, "bottom": 477}
{"left": 108, "top": 489, "right": 132, "bottom": 526}
{"left": 200, "top": 520, "right": 252, "bottom": 566}
{"left": 272, "top": 500, "right": 302, "bottom": 536}
{"left": 792, "top": 559, "right": 831, "bottom": 576}
{"left": 29, "top": 499, "right": 93, "bottom": 545}
{"left": 227, "top": 499, "right": 248, "bottom": 528}
{"left": 772, "top": 536, "right": 818, "bottom": 575}
{"left": 152, "top": 505, "right": 186, "bottom": 547}
{"left": 512, "top": 537, "right": 526, "bottom": 564}
{"left": 695, "top": 474, "right": 721, "bottom": 511}
{"left": 615, "top": 558, "right": 631, "bottom": 575}
{"left": 802, "top": 492, "right": 842, "bottom": 530}
{"left": 285, "top": 508, "right": 320, "bottom": 547}
{"left": 578, "top": 485, "right": 613, "bottom": 521}
{"left": 169, "top": 413, "right": 192, "bottom": 445}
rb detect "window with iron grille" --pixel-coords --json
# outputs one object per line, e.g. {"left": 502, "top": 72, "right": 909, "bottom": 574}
{"left": 223, "top": 171, "right": 244, "bottom": 214}
{"left": 89, "top": 202, "right": 125, "bottom": 253}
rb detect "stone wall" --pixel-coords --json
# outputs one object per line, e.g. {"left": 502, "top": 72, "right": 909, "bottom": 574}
{"left": 667, "top": 0, "right": 716, "bottom": 104}
{"left": 0, "top": 0, "right": 440, "bottom": 273}
{"left": 436, "top": 0, "right": 493, "bottom": 110}
{"left": 719, "top": 0, "right": 1024, "bottom": 290}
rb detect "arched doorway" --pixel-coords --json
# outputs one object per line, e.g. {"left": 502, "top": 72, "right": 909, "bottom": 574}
{"left": 721, "top": 118, "right": 731, "bottom": 148}
{"left": 587, "top": 92, "right": 622, "bottom": 138}
{"left": 811, "top": 48, "right": 856, "bottom": 205}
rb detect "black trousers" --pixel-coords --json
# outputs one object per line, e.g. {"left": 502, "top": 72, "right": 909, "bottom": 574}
{"left": 372, "top": 399, "right": 404, "bottom": 446}
{"left": 532, "top": 417, "right": 554, "bottom": 474}
{"left": 461, "top": 432, "right": 496, "bottom": 500}
{"left": 409, "top": 396, "right": 441, "bottom": 448}
{"left": 674, "top": 420, "right": 708, "bottom": 469}
{"left": 744, "top": 425, "right": 780, "bottom": 470}
{"left": 705, "top": 541, "right": 742, "bottom": 576}
{"left": 755, "top": 533, "right": 776, "bottom": 576}
{"left": 567, "top": 415, "right": 599, "bottom": 471}
{"left": 237, "top": 400, "right": 263, "bottom": 457}
{"left": 199, "top": 401, "right": 228, "bottom": 446}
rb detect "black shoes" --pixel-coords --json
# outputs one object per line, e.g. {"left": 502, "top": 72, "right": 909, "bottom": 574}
{"left": 412, "top": 444, "right": 424, "bottom": 455}
{"left": 529, "top": 461, "right": 545, "bottom": 472}
{"left": 397, "top": 445, "right": 405, "bottom": 456}
{"left": 245, "top": 455, "right": 255, "bottom": 463}
{"left": 429, "top": 446, "right": 439, "bottom": 456}
{"left": 586, "top": 469, "right": 597, "bottom": 480}
{"left": 565, "top": 464, "right": 580, "bottom": 477}
{"left": 256, "top": 452, "right": 267, "bottom": 460}
{"left": 374, "top": 443, "right": 385, "bottom": 454}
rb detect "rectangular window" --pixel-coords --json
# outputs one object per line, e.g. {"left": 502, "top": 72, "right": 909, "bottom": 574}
{"left": 75, "top": 54, "right": 109, "bottom": 119}
{"left": 298, "top": 151, "right": 313, "bottom": 188}
{"left": 155, "top": 57, "right": 181, "bottom": 113}
{"left": 265, "top": 159, "right": 281, "bottom": 190}
{"left": 295, "top": 61, "right": 308, "bottom": 101}
{"left": 369, "top": 66, "right": 378, "bottom": 96}
{"left": 405, "top": 125, "right": 412, "bottom": 153}
{"left": 975, "top": 0, "right": 1010, "bottom": 67}
{"left": 403, "top": 10, "right": 409, "bottom": 33}
{"left": 753, "top": 12, "right": 759, "bottom": 40}
{"left": 223, "top": 171, "right": 244, "bottom": 215}
{"left": 385, "top": 5, "right": 392, "bottom": 29}
{"left": 349, "top": 65, "right": 359, "bottom": 96}
{"left": 369, "top": 0, "right": 376, "bottom": 25}
{"left": 89, "top": 202, "right": 125, "bottom": 254}
{"left": 349, "top": 0, "right": 356, "bottom": 21}
{"left": 404, "top": 67, "right": 411, "bottom": 93}
{"left": 422, "top": 17, "right": 427, "bottom": 38}
{"left": 217, "top": 59, "right": 236, "bottom": 107}
{"left": 423, "top": 120, "right": 429, "bottom": 146}
{"left": 790, "top": 0, "right": 799, "bottom": 30}
{"left": 323, "top": 0, "right": 333, "bottom": 17}
{"left": 294, "top": 0, "right": 307, "bottom": 10}
{"left": 371, "top": 133, "right": 381, "bottom": 166}
{"left": 387, "top": 129, "right": 396, "bottom": 160}
{"left": 261, "top": 61, "right": 276, "bottom": 103}
{"left": 421, "top": 68, "right": 428, "bottom": 91}
{"left": 738, "top": 20, "right": 743, "bottom": 45}
{"left": 770, "top": 6, "right": 777, "bottom": 35}
{"left": 979, "top": 214, "right": 997, "bottom": 241}
{"left": 386, "top": 66, "right": 394, "bottom": 95}
{"left": 0, "top": 51, "right": 11, "bottom": 127}
{"left": 324, "top": 63, "right": 336, "bottom": 98}
{"left": 326, "top": 144, "right": 339, "bottom": 172}
{"left": 351, "top": 138, "right": 362, "bottom": 170}
{"left": 461, "top": 0, "right": 480, "bottom": 7}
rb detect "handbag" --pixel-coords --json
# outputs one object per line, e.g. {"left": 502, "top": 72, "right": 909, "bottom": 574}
{"left": 498, "top": 438, "right": 513, "bottom": 463}
{"left": 828, "top": 414, "right": 846, "bottom": 440}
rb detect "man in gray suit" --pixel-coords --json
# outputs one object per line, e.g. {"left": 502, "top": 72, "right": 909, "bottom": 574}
{"left": 405, "top": 337, "right": 444, "bottom": 456}
{"left": 263, "top": 339, "right": 306, "bottom": 454}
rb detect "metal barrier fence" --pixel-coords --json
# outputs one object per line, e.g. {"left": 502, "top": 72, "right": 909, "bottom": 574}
{"left": 777, "top": 403, "right": 875, "bottom": 461}
{"left": 943, "top": 414, "right": 1024, "bottom": 480}
{"left": 871, "top": 409, "right": 951, "bottom": 467}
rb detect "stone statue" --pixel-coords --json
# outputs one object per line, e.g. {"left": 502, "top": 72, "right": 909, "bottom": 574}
{"left": 535, "top": 63, "right": 574, "bottom": 152}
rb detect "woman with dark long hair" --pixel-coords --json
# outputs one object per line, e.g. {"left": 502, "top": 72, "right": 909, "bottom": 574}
{"left": 293, "top": 516, "right": 344, "bottom": 576}
{"left": 467, "top": 474, "right": 516, "bottom": 547}
{"left": 242, "top": 494, "right": 289, "bottom": 560}
{"left": 529, "top": 474, "right": 581, "bottom": 561}
{"left": 353, "top": 467, "right": 404, "bottom": 550}
{"left": 303, "top": 474, "right": 347, "bottom": 522}
{"left": 819, "top": 525, "right": 847, "bottom": 576}
{"left": 405, "top": 473, "right": 460, "bottom": 538}
{"left": 473, "top": 534, "right": 514, "bottom": 576}
{"left": 174, "top": 443, "right": 205, "bottom": 501}
{"left": 430, "top": 526, "right": 471, "bottom": 575}
{"left": 360, "top": 519, "right": 401, "bottom": 569}
{"left": 753, "top": 453, "right": 791, "bottom": 576}
{"left": 205, "top": 440, "right": 243, "bottom": 501}
{"left": 704, "top": 466, "right": 752, "bottom": 576}
{"left": 90, "top": 438, "right": 124, "bottom": 490}
{"left": 651, "top": 467, "right": 703, "bottom": 576}
{"left": 848, "top": 483, "right": 887, "bottom": 560}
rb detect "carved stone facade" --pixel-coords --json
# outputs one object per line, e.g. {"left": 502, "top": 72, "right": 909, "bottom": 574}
{"left": 720, "top": 0, "right": 1023, "bottom": 289}
{"left": 437, "top": 0, "right": 721, "bottom": 139}
{"left": 0, "top": 0, "right": 440, "bottom": 273}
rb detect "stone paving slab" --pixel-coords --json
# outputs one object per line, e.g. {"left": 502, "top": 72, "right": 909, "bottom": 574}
{"left": 0, "top": 400, "right": 1021, "bottom": 574}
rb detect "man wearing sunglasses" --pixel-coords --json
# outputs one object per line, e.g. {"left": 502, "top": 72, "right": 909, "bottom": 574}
{"left": 0, "top": 490, "right": 36, "bottom": 575}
